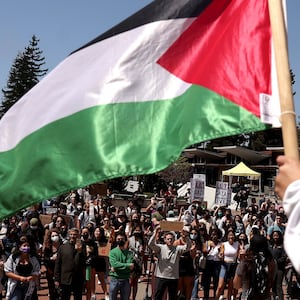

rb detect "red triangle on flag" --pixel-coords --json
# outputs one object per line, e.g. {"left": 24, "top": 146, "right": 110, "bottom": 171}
{"left": 158, "top": 0, "right": 272, "bottom": 117}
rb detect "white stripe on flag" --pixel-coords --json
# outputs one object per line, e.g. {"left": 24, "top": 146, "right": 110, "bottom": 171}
{"left": 0, "top": 18, "right": 194, "bottom": 152}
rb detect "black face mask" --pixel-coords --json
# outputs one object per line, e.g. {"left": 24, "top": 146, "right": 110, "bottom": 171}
{"left": 82, "top": 233, "right": 89, "bottom": 239}
{"left": 133, "top": 232, "right": 141, "bottom": 237}
{"left": 117, "top": 240, "right": 125, "bottom": 247}
{"left": 144, "top": 222, "right": 151, "bottom": 228}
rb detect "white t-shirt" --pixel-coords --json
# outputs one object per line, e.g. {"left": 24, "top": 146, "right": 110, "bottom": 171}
{"left": 283, "top": 179, "right": 300, "bottom": 273}
{"left": 223, "top": 241, "right": 239, "bottom": 263}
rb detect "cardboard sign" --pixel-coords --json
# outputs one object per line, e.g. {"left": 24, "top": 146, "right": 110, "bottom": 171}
{"left": 190, "top": 176, "right": 205, "bottom": 201}
{"left": 160, "top": 220, "right": 184, "bottom": 232}
{"left": 98, "top": 243, "right": 111, "bottom": 257}
{"left": 215, "top": 181, "right": 231, "bottom": 206}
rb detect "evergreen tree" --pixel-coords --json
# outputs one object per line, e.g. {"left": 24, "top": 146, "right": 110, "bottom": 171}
{"left": 0, "top": 35, "right": 47, "bottom": 118}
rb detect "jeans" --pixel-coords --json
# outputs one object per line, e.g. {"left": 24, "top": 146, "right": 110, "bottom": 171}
{"left": 191, "top": 274, "right": 199, "bottom": 299}
{"left": 109, "top": 278, "right": 130, "bottom": 300}
{"left": 10, "top": 283, "right": 37, "bottom": 300}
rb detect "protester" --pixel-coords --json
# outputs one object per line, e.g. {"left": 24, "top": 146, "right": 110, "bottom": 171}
{"left": 128, "top": 225, "right": 144, "bottom": 300}
{"left": 275, "top": 155, "right": 300, "bottom": 274}
{"left": 190, "top": 227, "right": 203, "bottom": 300}
{"left": 174, "top": 226, "right": 195, "bottom": 300}
{"left": 248, "top": 226, "right": 276, "bottom": 300}
{"left": 77, "top": 203, "right": 95, "bottom": 230}
{"left": 109, "top": 232, "right": 134, "bottom": 300}
{"left": 216, "top": 229, "right": 239, "bottom": 300}
{"left": 42, "top": 228, "right": 62, "bottom": 300}
{"left": 4, "top": 235, "right": 40, "bottom": 300}
{"left": 84, "top": 238, "right": 97, "bottom": 300}
{"left": 269, "top": 230, "right": 287, "bottom": 300}
{"left": 0, "top": 240, "right": 6, "bottom": 299}
{"left": 148, "top": 225, "right": 192, "bottom": 300}
{"left": 233, "top": 232, "right": 250, "bottom": 300}
{"left": 112, "top": 211, "right": 128, "bottom": 235}
{"left": 201, "top": 227, "right": 223, "bottom": 300}
{"left": 266, "top": 213, "right": 285, "bottom": 239}
{"left": 93, "top": 226, "right": 109, "bottom": 300}
{"left": 0, "top": 166, "right": 297, "bottom": 300}
{"left": 54, "top": 228, "right": 85, "bottom": 300}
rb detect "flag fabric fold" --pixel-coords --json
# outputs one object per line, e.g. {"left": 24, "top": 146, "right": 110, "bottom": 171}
{"left": 0, "top": 0, "right": 280, "bottom": 219}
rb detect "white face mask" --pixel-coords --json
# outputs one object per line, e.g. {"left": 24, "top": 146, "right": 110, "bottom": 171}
{"left": 51, "top": 236, "right": 59, "bottom": 243}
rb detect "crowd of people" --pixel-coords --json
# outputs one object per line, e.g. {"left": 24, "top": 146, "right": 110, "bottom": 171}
{"left": 0, "top": 180, "right": 298, "bottom": 300}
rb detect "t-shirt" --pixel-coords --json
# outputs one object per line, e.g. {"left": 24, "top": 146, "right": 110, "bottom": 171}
{"left": 223, "top": 241, "right": 239, "bottom": 263}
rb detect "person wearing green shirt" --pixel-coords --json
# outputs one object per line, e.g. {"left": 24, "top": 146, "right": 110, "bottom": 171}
{"left": 109, "top": 232, "right": 134, "bottom": 300}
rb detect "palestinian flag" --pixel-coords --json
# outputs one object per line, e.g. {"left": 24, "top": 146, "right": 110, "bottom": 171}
{"left": 0, "top": 0, "right": 280, "bottom": 218}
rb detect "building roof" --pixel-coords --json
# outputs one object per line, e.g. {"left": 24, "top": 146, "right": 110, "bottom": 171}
{"left": 183, "top": 148, "right": 226, "bottom": 161}
{"left": 213, "top": 146, "right": 271, "bottom": 164}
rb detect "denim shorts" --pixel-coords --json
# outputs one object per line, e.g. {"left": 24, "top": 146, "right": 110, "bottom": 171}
{"left": 219, "top": 262, "right": 237, "bottom": 280}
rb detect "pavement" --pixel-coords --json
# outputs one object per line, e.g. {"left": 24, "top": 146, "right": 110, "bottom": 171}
{"left": 36, "top": 273, "right": 221, "bottom": 300}
{"left": 37, "top": 275, "right": 153, "bottom": 300}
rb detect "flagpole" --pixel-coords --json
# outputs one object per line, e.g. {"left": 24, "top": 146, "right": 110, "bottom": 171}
{"left": 268, "top": 0, "right": 299, "bottom": 160}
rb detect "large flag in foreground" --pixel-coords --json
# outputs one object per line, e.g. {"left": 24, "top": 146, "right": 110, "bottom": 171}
{"left": 0, "top": 0, "right": 280, "bottom": 218}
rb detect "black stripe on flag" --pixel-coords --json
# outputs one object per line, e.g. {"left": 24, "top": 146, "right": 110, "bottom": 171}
{"left": 72, "top": 0, "right": 211, "bottom": 54}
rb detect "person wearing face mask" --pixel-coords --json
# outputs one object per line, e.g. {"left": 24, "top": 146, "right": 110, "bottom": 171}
{"left": 109, "top": 232, "right": 134, "bottom": 300}
{"left": 42, "top": 229, "right": 62, "bottom": 300}
{"left": 81, "top": 227, "right": 91, "bottom": 243}
{"left": 125, "top": 214, "right": 141, "bottom": 238}
{"left": 4, "top": 235, "right": 40, "bottom": 300}
{"left": 174, "top": 226, "right": 196, "bottom": 300}
{"left": 92, "top": 227, "right": 109, "bottom": 300}
{"left": 190, "top": 228, "right": 204, "bottom": 300}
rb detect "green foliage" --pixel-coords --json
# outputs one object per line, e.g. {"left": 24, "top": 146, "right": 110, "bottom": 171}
{"left": 0, "top": 35, "right": 47, "bottom": 118}
{"left": 157, "top": 156, "right": 193, "bottom": 185}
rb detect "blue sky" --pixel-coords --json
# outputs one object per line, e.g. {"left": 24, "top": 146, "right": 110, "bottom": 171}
{"left": 0, "top": 0, "right": 299, "bottom": 117}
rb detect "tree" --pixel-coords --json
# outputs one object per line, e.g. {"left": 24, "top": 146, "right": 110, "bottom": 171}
{"left": 0, "top": 35, "right": 47, "bottom": 118}
{"left": 157, "top": 156, "right": 193, "bottom": 186}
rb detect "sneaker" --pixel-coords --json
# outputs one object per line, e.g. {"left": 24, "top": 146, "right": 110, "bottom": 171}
{"left": 105, "top": 294, "right": 109, "bottom": 300}
{"left": 219, "top": 296, "right": 224, "bottom": 300}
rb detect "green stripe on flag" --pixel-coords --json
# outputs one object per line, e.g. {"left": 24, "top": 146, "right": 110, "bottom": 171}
{"left": 0, "top": 84, "right": 267, "bottom": 218}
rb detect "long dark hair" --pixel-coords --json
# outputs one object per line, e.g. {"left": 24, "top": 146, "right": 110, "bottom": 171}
{"left": 269, "top": 230, "right": 284, "bottom": 246}
{"left": 94, "top": 226, "right": 107, "bottom": 243}
{"left": 12, "top": 235, "right": 37, "bottom": 259}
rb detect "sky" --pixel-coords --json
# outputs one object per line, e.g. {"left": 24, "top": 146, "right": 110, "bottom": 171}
{"left": 0, "top": 0, "right": 299, "bottom": 117}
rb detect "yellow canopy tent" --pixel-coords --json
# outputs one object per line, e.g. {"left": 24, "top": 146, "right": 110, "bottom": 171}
{"left": 222, "top": 162, "right": 261, "bottom": 193}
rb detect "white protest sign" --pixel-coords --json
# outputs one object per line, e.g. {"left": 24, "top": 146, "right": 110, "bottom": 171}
{"left": 215, "top": 181, "right": 231, "bottom": 206}
{"left": 190, "top": 175, "right": 205, "bottom": 201}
